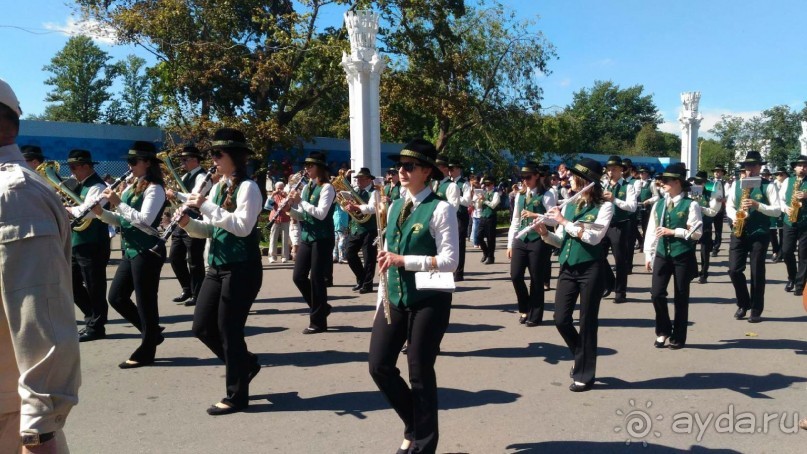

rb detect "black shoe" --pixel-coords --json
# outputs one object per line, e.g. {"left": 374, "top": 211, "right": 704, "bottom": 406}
{"left": 525, "top": 320, "right": 540, "bottom": 327}
{"left": 184, "top": 299, "right": 196, "bottom": 307}
{"left": 79, "top": 329, "right": 106, "bottom": 342}
{"left": 351, "top": 284, "right": 362, "bottom": 291}
{"left": 518, "top": 314, "right": 527, "bottom": 324}
{"left": 734, "top": 308, "right": 748, "bottom": 320}
{"left": 569, "top": 381, "right": 593, "bottom": 392}
{"left": 697, "top": 275, "right": 707, "bottom": 284}
{"left": 654, "top": 337, "right": 667, "bottom": 348}
{"left": 710, "top": 250, "right": 718, "bottom": 257}
{"left": 118, "top": 359, "right": 154, "bottom": 369}
{"left": 785, "top": 281, "right": 795, "bottom": 292}
{"left": 748, "top": 312, "right": 762, "bottom": 323}
{"left": 206, "top": 402, "right": 246, "bottom": 416}
{"left": 396, "top": 448, "right": 410, "bottom": 454}
{"left": 668, "top": 340, "right": 685, "bottom": 349}
{"left": 173, "top": 291, "right": 192, "bottom": 303}
{"left": 359, "top": 286, "right": 373, "bottom": 294}
{"left": 302, "top": 326, "right": 327, "bottom": 335}
{"left": 602, "top": 289, "right": 612, "bottom": 299}
{"left": 484, "top": 258, "right": 494, "bottom": 265}
{"left": 795, "top": 289, "right": 804, "bottom": 297}
{"left": 480, "top": 256, "right": 487, "bottom": 263}
{"left": 614, "top": 296, "right": 627, "bottom": 304}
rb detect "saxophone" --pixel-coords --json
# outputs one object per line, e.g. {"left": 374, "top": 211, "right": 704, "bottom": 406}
{"left": 789, "top": 176, "right": 803, "bottom": 223}
{"left": 733, "top": 187, "right": 751, "bottom": 237}
{"left": 36, "top": 161, "right": 93, "bottom": 231}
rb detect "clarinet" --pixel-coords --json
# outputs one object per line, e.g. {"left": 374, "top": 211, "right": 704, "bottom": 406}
{"left": 157, "top": 167, "right": 217, "bottom": 242}
{"left": 265, "top": 170, "right": 307, "bottom": 230}
{"left": 70, "top": 170, "right": 132, "bottom": 229}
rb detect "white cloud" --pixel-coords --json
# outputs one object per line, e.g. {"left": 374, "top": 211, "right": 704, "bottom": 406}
{"left": 558, "top": 78, "right": 571, "bottom": 87}
{"left": 593, "top": 58, "right": 614, "bottom": 67}
{"left": 658, "top": 108, "right": 762, "bottom": 139}
{"left": 43, "top": 16, "right": 118, "bottom": 46}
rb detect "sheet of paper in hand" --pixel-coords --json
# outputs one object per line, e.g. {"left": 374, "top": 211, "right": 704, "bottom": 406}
{"left": 415, "top": 271, "right": 456, "bottom": 292}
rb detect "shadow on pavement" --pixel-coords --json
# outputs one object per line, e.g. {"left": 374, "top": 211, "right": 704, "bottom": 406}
{"left": 447, "top": 323, "right": 504, "bottom": 333}
{"left": 259, "top": 350, "right": 368, "bottom": 368}
{"left": 506, "top": 441, "right": 741, "bottom": 453}
{"left": 686, "top": 338, "right": 807, "bottom": 354}
{"left": 597, "top": 372, "right": 806, "bottom": 399}
{"left": 440, "top": 342, "right": 617, "bottom": 365}
{"left": 248, "top": 387, "right": 521, "bottom": 418}
{"left": 598, "top": 319, "right": 693, "bottom": 329}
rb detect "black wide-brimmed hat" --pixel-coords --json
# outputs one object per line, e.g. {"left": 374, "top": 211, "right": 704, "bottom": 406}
{"left": 537, "top": 164, "right": 550, "bottom": 176}
{"left": 775, "top": 167, "right": 790, "bottom": 176}
{"left": 740, "top": 150, "right": 767, "bottom": 166}
{"left": 569, "top": 158, "right": 603, "bottom": 183}
{"left": 519, "top": 161, "right": 539, "bottom": 177}
{"left": 659, "top": 163, "right": 689, "bottom": 186}
{"left": 448, "top": 159, "right": 463, "bottom": 168}
{"left": 637, "top": 165, "right": 654, "bottom": 175}
{"left": 386, "top": 167, "right": 397, "bottom": 174}
{"left": 435, "top": 153, "right": 450, "bottom": 167}
{"left": 303, "top": 151, "right": 328, "bottom": 168}
{"left": 482, "top": 175, "right": 496, "bottom": 185}
{"left": 693, "top": 170, "right": 708, "bottom": 184}
{"left": 604, "top": 155, "right": 625, "bottom": 169}
{"left": 123, "top": 141, "right": 159, "bottom": 160}
{"left": 622, "top": 158, "right": 635, "bottom": 170}
{"left": 67, "top": 149, "right": 97, "bottom": 165}
{"left": 178, "top": 145, "right": 202, "bottom": 158}
{"left": 761, "top": 167, "right": 771, "bottom": 176}
{"left": 790, "top": 155, "right": 807, "bottom": 168}
{"left": 389, "top": 138, "right": 443, "bottom": 180}
{"left": 355, "top": 167, "right": 375, "bottom": 179}
{"left": 712, "top": 164, "right": 727, "bottom": 172}
{"left": 210, "top": 128, "right": 253, "bottom": 154}
{"left": 20, "top": 145, "right": 45, "bottom": 161}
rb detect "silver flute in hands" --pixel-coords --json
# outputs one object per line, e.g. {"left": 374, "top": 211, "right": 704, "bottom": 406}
{"left": 515, "top": 181, "right": 596, "bottom": 239}
{"left": 157, "top": 167, "right": 217, "bottom": 242}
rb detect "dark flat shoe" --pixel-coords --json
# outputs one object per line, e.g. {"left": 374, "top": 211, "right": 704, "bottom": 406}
{"left": 569, "top": 381, "right": 593, "bottom": 392}
{"left": 118, "top": 359, "right": 154, "bottom": 369}
{"left": 302, "top": 326, "right": 327, "bottom": 335}
{"left": 518, "top": 314, "right": 527, "bottom": 324}
{"left": 525, "top": 320, "right": 540, "bottom": 327}
{"left": 734, "top": 308, "right": 748, "bottom": 320}
{"left": 79, "top": 330, "right": 106, "bottom": 342}
{"left": 206, "top": 403, "right": 246, "bottom": 416}
{"left": 654, "top": 338, "right": 667, "bottom": 348}
{"left": 668, "top": 341, "right": 685, "bottom": 349}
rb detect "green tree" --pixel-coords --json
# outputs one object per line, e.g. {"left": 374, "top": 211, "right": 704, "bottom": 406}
{"left": 42, "top": 35, "right": 114, "bottom": 123}
{"left": 109, "top": 54, "right": 155, "bottom": 126}
{"left": 565, "top": 80, "right": 661, "bottom": 154}
{"left": 761, "top": 104, "right": 802, "bottom": 171}
{"left": 698, "top": 138, "right": 733, "bottom": 172}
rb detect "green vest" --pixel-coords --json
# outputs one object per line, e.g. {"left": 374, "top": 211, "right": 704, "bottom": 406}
{"left": 783, "top": 177, "right": 807, "bottom": 228}
{"left": 434, "top": 179, "right": 452, "bottom": 201}
{"left": 120, "top": 185, "right": 165, "bottom": 258}
{"left": 349, "top": 186, "right": 378, "bottom": 235}
{"left": 606, "top": 180, "right": 630, "bottom": 223}
{"left": 516, "top": 190, "right": 547, "bottom": 243}
{"left": 385, "top": 194, "right": 442, "bottom": 309}
{"left": 208, "top": 182, "right": 261, "bottom": 266}
{"left": 383, "top": 182, "right": 401, "bottom": 201}
{"left": 734, "top": 179, "right": 772, "bottom": 238}
{"left": 558, "top": 202, "right": 604, "bottom": 267}
{"left": 72, "top": 173, "right": 110, "bottom": 248}
{"left": 300, "top": 182, "right": 335, "bottom": 243}
{"left": 481, "top": 192, "right": 496, "bottom": 218}
{"left": 638, "top": 180, "right": 654, "bottom": 203}
{"left": 694, "top": 188, "right": 714, "bottom": 228}
{"left": 655, "top": 197, "right": 695, "bottom": 258}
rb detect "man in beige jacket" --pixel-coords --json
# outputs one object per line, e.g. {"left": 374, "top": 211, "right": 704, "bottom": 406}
{"left": 0, "top": 78, "right": 80, "bottom": 453}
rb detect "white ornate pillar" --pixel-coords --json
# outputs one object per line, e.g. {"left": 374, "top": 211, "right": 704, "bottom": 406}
{"left": 342, "top": 10, "right": 385, "bottom": 177}
{"left": 678, "top": 92, "right": 703, "bottom": 177}
{"left": 800, "top": 121, "right": 807, "bottom": 155}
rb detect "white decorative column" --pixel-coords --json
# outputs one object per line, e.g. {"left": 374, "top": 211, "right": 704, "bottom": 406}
{"left": 342, "top": 10, "right": 385, "bottom": 177}
{"left": 799, "top": 121, "right": 807, "bottom": 155}
{"left": 678, "top": 92, "right": 703, "bottom": 177}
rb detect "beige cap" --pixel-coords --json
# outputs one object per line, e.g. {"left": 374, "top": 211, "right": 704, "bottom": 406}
{"left": 0, "top": 78, "right": 22, "bottom": 117}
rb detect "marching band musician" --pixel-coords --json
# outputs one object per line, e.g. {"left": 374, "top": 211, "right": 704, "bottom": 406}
{"left": 710, "top": 164, "right": 728, "bottom": 257}
{"left": 369, "top": 138, "right": 458, "bottom": 454}
{"left": 383, "top": 166, "right": 403, "bottom": 203}
{"left": 344, "top": 167, "right": 379, "bottom": 294}
{"left": 178, "top": 128, "right": 263, "bottom": 416}
{"left": 65, "top": 149, "right": 112, "bottom": 342}
{"left": 691, "top": 170, "right": 720, "bottom": 284}
{"left": 636, "top": 166, "right": 660, "bottom": 253}
{"left": 477, "top": 176, "right": 501, "bottom": 264}
{"left": 92, "top": 141, "right": 167, "bottom": 368}
{"left": 289, "top": 151, "right": 336, "bottom": 334}
{"left": 166, "top": 145, "right": 207, "bottom": 307}
{"left": 725, "top": 151, "right": 782, "bottom": 323}
{"left": 601, "top": 155, "right": 638, "bottom": 304}
{"left": 643, "top": 163, "right": 702, "bottom": 350}
{"left": 532, "top": 157, "right": 613, "bottom": 392}
{"left": 449, "top": 160, "right": 472, "bottom": 281}
{"left": 622, "top": 159, "right": 642, "bottom": 265}
{"left": 780, "top": 156, "right": 807, "bottom": 296}
{"left": 507, "top": 161, "right": 556, "bottom": 327}
{"left": 771, "top": 168, "right": 788, "bottom": 263}
{"left": 20, "top": 144, "right": 46, "bottom": 170}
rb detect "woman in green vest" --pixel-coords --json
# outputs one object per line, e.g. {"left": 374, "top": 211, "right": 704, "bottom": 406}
{"left": 506, "top": 161, "right": 556, "bottom": 327}
{"left": 642, "top": 163, "right": 702, "bottom": 350}
{"left": 370, "top": 138, "right": 458, "bottom": 454}
{"left": 532, "top": 157, "right": 613, "bottom": 392}
{"left": 93, "top": 141, "right": 167, "bottom": 369}
{"left": 178, "top": 128, "right": 263, "bottom": 416}
{"left": 289, "top": 151, "right": 336, "bottom": 334}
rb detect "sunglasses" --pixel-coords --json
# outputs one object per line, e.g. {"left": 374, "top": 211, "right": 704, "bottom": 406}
{"left": 126, "top": 157, "right": 144, "bottom": 165}
{"left": 303, "top": 163, "right": 315, "bottom": 169}
{"left": 211, "top": 150, "right": 224, "bottom": 159}
{"left": 521, "top": 174, "right": 536, "bottom": 180}
{"left": 394, "top": 161, "right": 425, "bottom": 172}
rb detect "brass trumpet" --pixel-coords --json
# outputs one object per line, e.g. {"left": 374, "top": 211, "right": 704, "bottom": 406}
{"left": 36, "top": 161, "right": 92, "bottom": 231}
{"left": 331, "top": 173, "right": 373, "bottom": 223}
{"left": 158, "top": 151, "right": 189, "bottom": 208}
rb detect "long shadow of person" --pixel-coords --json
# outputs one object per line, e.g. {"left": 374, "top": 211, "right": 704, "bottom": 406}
{"left": 507, "top": 440, "right": 741, "bottom": 453}
{"left": 598, "top": 372, "right": 806, "bottom": 399}
{"left": 440, "top": 342, "right": 617, "bottom": 365}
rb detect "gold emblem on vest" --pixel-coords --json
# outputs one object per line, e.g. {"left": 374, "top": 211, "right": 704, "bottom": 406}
{"left": 411, "top": 222, "right": 424, "bottom": 233}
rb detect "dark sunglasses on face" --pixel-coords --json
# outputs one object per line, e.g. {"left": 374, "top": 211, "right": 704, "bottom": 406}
{"left": 211, "top": 150, "right": 224, "bottom": 159}
{"left": 394, "top": 161, "right": 423, "bottom": 172}
{"left": 126, "top": 157, "right": 142, "bottom": 165}
{"left": 303, "top": 163, "right": 314, "bottom": 168}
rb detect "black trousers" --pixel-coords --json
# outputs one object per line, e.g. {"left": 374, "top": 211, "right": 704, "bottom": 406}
{"left": 455, "top": 210, "right": 469, "bottom": 279}
{"left": 510, "top": 238, "right": 547, "bottom": 323}
{"left": 108, "top": 246, "right": 165, "bottom": 362}
{"left": 479, "top": 216, "right": 497, "bottom": 261}
{"left": 627, "top": 216, "right": 639, "bottom": 268}
{"left": 369, "top": 297, "right": 451, "bottom": 454}
{"left": 169, "top": 231, "right": 206, "bottom": 299}
{"left": 713, "top": 208, "right": 726, "bottom": 251}
{"left": 293, "top": 238, "right": 335, "bottom": 329}
{"left": 603, "top": 221, "right": 630, "bottom": 298}
{"left": 347, "top": 229, "right": 378, "bottom": 290}
{"left": 698, "top": 228, "right": 713, "bottom": 278}
{"left": 728, "top": 234, "right": 769, "bottom": 314}
{"left": 770, "top": 228, "right": 782, "bottom": 255}
{"left": 640, "top": 207, "right": 652, "bottom": 242}
{"left": 782, "top": 223, "right": 807, "bottom": 290}
{"left": 651, "top": 251, "right": 696, "bottom": 344}
{"left": 72, "top": 239, "right": 111, "bottom": 331}
{"left": 554, "top": 260, "right": 604, "bottom": 385}
{"left": 192, "top": 260, "right": 263, "bottom": 408}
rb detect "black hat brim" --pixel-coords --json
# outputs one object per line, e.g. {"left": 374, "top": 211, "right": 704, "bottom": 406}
{"left": 569, "top": 163, "right": 601, "bottom": 183}
{"left": 389, "top": 151, "right": 443, "bottom": 181}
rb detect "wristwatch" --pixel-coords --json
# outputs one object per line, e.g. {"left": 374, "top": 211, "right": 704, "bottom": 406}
{"left": 21, "top": 432, "right": 55, "bottom": 447}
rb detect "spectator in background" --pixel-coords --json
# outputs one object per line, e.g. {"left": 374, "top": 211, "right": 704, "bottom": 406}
{"left": 268, "top": 181, "right": 291, "bottom": 263}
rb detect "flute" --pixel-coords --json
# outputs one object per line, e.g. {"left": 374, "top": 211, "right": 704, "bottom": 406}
{"left": 155, "top": 167, "right": 217, "bottom": 242}
{"left": 70, "top": 170, "right": 132, "bottom": 229}
{"left": 515, "top": 181, "right": 596, "bottom": 240}
{"left": 372, "top": 189, "right": 392, "bottom": 324}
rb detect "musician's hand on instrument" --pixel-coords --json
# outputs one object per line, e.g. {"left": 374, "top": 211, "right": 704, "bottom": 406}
{"left": 656, "top": 226, "right": 674, "bottom": 237}
{"left": 742, "top": 198, "right": 757, "bottom": 210}
{"left": 796, "top": 191, "right": 806, "bottom": 200}
{"left": 178, "top": 212, "right": 191, "bottom": 228}
{"left": 186, "top": 193, "right": 206, "bottom": 208}
{"left": 288, "top": 189, "right": 301, "bottom": 204}
{"left": 533, "top": 222, "right": 548, "bottom": 236}
{"left": 520, "top": 209, "right": 537, "bottom": 219}
{"left": 546, "top": 206, "right": 564, "bottom": 225}
{"left": 165, "top": 188, "right": 176, "bottom": 200}
{"left": 102, "top": 188, "right": 120, "bottom": 206}
{"left": 91, "top": 203, "right": 103, "bottom": 216}
{"left": 377, "top": 251, "right": 403, "bottom": 272}
{"left": 602, "top": 191, "right": 613, "bottom": 202}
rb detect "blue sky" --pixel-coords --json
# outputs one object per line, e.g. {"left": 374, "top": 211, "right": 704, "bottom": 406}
{"left": 2, "top": 0, "right": 805, "bottom": 137}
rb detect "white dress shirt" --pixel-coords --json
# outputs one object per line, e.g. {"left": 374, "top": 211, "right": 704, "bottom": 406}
{"left": 290, "top": 182, "right": 336, "bottom": 221}
{"left": 67, "top": 172, "right": 106, "bottom": 220}
{"left": 98, "top": 180, "right": 166, "bottom": 228}
{"left": 482, "top": 190, "right": 501, "bottom": 210}
{"left": 643, "top": 193, "right": 703, "bottom": 264}
{"left": 507, "top": 188, "right": 557, "bottom": 249}
{"left": 540, "top": 201, "right": 614, "bottom": 249}
{"left": 433, "top": 176, "right": 460, "bottom": 209}
{"left": 691, "top": 186, "right": 721, "bottom": 217}
{"left": 605, "top": 178, "right": 638, "bottom": 214}
{"left": 637, "top": 178, "right": 660, "bottom": 207}
{"left": 725, "top": 177, "right": 782, "bottom": 223}
{"left": 184, "top": 178, "right": 262, "bottom": 238}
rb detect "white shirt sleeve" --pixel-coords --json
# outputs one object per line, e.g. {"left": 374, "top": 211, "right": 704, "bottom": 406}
{"left": 485, "top": 191, "right": 501, "bottom": 209}
{"left": 757, "top": 181, "right": 782, "bottom": 217}
{"left": 445, "top": 182, "right": 460, "bottom": 209}
{"left": 674, "top": 201, "right": 702, "bottom": 241}
{"left": 542, "top": 202, "right": 614, "bottom": 248}
{"left": 187, "top": 179, "right": 262, "bottom": 238}
{"left": 643, "top": 200, "right": 661, "bottom": 263}
{"left": 612, "top": 183, "right": 638, "bottom": 213}
{"left": 292, "top": 183, "right": 336, "bottom": 221}
{"left": 113, "top": 184, "right": 166, "bottom": 227}
{"left": 67, "top": 181, "right": 105, "bottom": 219}
{"left": 506, "top": 192, "right": 523, "bottom": 249}
{"left": 459, "top": 181, "right": 473, "bottom": 207}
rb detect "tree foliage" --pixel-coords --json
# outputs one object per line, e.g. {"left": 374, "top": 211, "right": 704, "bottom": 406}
{"left": 42, "top": 35, "right": 114, "bottom": 123}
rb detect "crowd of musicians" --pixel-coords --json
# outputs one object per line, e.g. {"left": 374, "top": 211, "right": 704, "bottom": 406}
{"left": 24, "top": 131, "right": 807, "bottom": 453}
